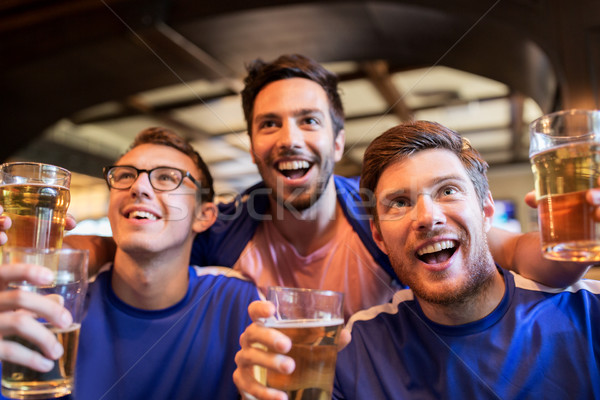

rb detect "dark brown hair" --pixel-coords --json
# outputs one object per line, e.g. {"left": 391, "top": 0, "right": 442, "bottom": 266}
{"left": 360, "top": 121, "right": 489, "bottom": 222}
{"left": 129, "top": 127, "right": 214, "bottom": 202}
{"left": 241, "top": 54, "right": 344, "bottom": 137}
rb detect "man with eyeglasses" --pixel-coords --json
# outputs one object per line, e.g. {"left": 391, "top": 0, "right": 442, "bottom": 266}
{"left": 0, "top": 127, "right": 260, "bottom": 399}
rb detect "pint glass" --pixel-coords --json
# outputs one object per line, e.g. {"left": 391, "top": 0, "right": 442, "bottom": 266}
{"left": 0, "top": 162, "right": 71, "bottom": 249}
{"left": 530, "top": 109, "right": 600, "bottom": 261}
{"left": 0, "top": 247, "right": 88, "bottom": 399}
{"left": 262, "top": 286, "right": 344, "bottom": 400}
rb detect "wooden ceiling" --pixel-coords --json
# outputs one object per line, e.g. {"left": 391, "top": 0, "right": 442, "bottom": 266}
{"left": 1, "top": 0, "right": 599, "bottom": 180}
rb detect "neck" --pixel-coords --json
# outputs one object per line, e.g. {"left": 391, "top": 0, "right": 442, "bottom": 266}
{"left": 418, "top": 269, "right": 506, "bottom": 326}
{"left": 111, "top": 245, "right": 191, "bottom": 310}
{"left": 269, "top": 176, "right": 341, "bottom": 256}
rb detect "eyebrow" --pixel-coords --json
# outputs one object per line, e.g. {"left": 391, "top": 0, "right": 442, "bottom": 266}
{"left": 378, "top": 174, "right": 468, "bottom": 197}
{"left": 296, "top": 108, "right": 325, "bottom": 117}
{"left": 254, "top": 108, "right": 325, "bottom": 121}
{"left": 430, "top": 174, "right": 467, "bottom": 186}
{"left": 253, "top": 112, "right": 279, "bottom": 122}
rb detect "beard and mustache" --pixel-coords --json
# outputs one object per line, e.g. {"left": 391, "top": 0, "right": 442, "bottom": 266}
{"left": 255, "top": 147, "right": 336, "bottom": 214}
{"left": 388, "top": 226, "right": 497, "bottom": 307}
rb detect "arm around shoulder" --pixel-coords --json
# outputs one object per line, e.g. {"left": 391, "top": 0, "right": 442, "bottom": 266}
{"left": 488, "top": 227, "right": 591, "bottom": 287}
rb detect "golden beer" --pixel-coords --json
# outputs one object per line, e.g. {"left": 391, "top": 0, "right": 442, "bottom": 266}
{"left": 0, "top": 184, "right": 70, "bottom": 249}
{"left": 264, "top": 319, "right": 343, "bottom": 400}
{"left": 532, "top": 142, "right": 600, "bottom": 261}
{"left": 1, "top": 323, "right": 80, "bottom": 399}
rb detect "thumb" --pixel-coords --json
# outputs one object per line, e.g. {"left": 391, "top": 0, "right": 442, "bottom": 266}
{"left": 524, "top": 191, "right": 537, "bottom": 209}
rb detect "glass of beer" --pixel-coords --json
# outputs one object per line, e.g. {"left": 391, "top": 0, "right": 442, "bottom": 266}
{"left": 530, "top": 109, "right": 600, "bottom": 261}
{"left": 1, "top": 247, "right": 88, "bottom": 399}
{"left": 262, "top": 286, "right": 344, "bottom": 400}
{"left": 0, "top": 162, "right": 71, "bottom": 249}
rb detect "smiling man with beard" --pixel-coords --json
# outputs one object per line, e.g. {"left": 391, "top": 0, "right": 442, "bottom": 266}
{"left": 329, "top": 121, "right": 600, "bottom": 399}
{"left": 361, "top": 122, "right": 505, "bottom": 321}
{"left": 194, "top": 55, "right": 402, "bottom": 320}
{"left": 232, "top": 121, "right": 600, "bottom": 400}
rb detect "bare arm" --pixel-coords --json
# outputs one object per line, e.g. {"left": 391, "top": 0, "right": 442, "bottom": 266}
{"left": 63, "top": 235, "right": 116, "bottom": 277}
{"left": 0, "top": 212, "right": 115, "bottom": 277}
{"left": 488, "top": 227, "right": 591, "bottom": 287}
{"left": 488, "top": 189, "right": 598, "bottom": 287}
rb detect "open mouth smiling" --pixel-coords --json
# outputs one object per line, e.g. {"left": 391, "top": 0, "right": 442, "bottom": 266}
{"left": 276, "top": 160, "right": 312, "bottom": 179}
{"left": 416, "top": 240, "right": 457, "bottom": 264}
{"left": 127, "top": 210, "right": 159, "bottom": 221}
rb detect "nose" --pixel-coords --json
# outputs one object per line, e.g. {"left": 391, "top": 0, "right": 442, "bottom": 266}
{"left": 276, "top": 120, "right": 303, "bottom": 150}
{"left": 411, "top": 193, "right": 445, "bottom": 231}
{"left": 129, "top": 171, "right": 154, "bottom": 199}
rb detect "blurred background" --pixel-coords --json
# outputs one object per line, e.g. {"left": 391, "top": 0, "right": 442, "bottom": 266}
{"left": 1, "top": 0, "right": 599, "bottom": 241}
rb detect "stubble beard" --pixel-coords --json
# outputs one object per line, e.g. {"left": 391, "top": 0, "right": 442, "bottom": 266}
{"left": 390, "top": 229, "right": 496, "bottom": 306}
{"left": 259, "top": 152, "right": 335, "bottom": 215}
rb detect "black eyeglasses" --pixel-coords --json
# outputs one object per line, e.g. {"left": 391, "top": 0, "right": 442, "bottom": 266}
{"left": 103, "top": 165, "right": 202, "bottom": 192}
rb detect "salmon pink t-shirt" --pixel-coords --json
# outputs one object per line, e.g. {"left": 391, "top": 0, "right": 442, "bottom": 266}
{"left": 232, "top": 217, "right": 399, "bottom": 320}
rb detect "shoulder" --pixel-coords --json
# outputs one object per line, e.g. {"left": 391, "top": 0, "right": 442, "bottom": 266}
{"left": 504, "top": 269, "right": 600, "bottom": 325}
{"left": 334, "top": 175, "right": 360, "bottom": 193}
{"left": 193, "top": 265, "right": 251, "bottom": 281}
{"left": 192, "top": 266, "right": 261, "bottom": 299}
{"left": 216, "top": 181, "right": 267, "bottom": 214}
{"left": 346, "top": 289, "right": 414, "bottom": 332}
{"left": 509, "top": 270, "right": 600, "bottom": 296}
{"left": 191, "top": 183, "right": 266, "bottom": 266}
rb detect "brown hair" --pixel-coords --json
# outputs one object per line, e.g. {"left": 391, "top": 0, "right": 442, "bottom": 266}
{"left": 360, "top": 121, "right": 489, "bottom": 222}
{"left": 241, "top": 54, "right": 344, "bottom": 137}
{"left": 129, "top": 127, "right": 214, "bottom": 202}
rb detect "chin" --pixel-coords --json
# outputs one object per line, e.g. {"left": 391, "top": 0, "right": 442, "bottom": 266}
{"left": 279, "top": 188, "right": 327, "bottom": 210}
{"left": 417, "top": 287, "right": 465, "bottom": 305}
{"left": 117, "top": 239, "right": 155, "bottom": 252}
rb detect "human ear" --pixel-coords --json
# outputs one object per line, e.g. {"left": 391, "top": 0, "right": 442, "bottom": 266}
{"left": 370, "top": 218, "right": 389, "bottom": 255}
{"left": 192, "top": 202, "right": 218, "bottom": 233}
{"left": 249, "top": 136, "right": 257, "bottom": 165}
{"left": 333, "top": 129, "right": 346, "bottom": 162}
{"left": 482, "top": 191, "right": 495, "bottom": 233}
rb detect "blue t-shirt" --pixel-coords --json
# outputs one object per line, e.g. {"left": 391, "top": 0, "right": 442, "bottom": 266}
{"left": 333, "top": 268, "right": 600, "bottom": 399}
{"left": 75, "top": 266, "right": 259, "bottom": 399}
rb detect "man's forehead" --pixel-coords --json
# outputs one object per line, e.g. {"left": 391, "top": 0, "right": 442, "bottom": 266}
{"left": 253, "top": 78, "right": 330, "bottom": 114}
{"left": 118, "top": 143, "right": 196, "bottom": 171}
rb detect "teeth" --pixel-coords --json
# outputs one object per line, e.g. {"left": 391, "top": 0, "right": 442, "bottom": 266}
{"left": 417, "top": 240, "right": 455, "bottom": 256}
{"left": 128, "top": 210, "right": 157, "bottom": 220}
{"left": 278, "top": 160, "right": 310, "bottom": 171}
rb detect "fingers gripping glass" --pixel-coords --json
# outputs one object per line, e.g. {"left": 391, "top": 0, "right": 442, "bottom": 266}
{"left": 103, "top": 165, "right": 202, "bottom": 192}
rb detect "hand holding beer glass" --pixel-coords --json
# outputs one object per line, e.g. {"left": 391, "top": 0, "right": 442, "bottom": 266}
{"left": 530, "top": 109, "right": 600, "bottom": 261}
{"left": 0, "top": 162, "right": 71, "bottom": 249}
{"left": 260, "top": 287, "right": 344, "bottom": 400}
{"left": 0, "top": 247, "right": 88, "bottom": 399}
